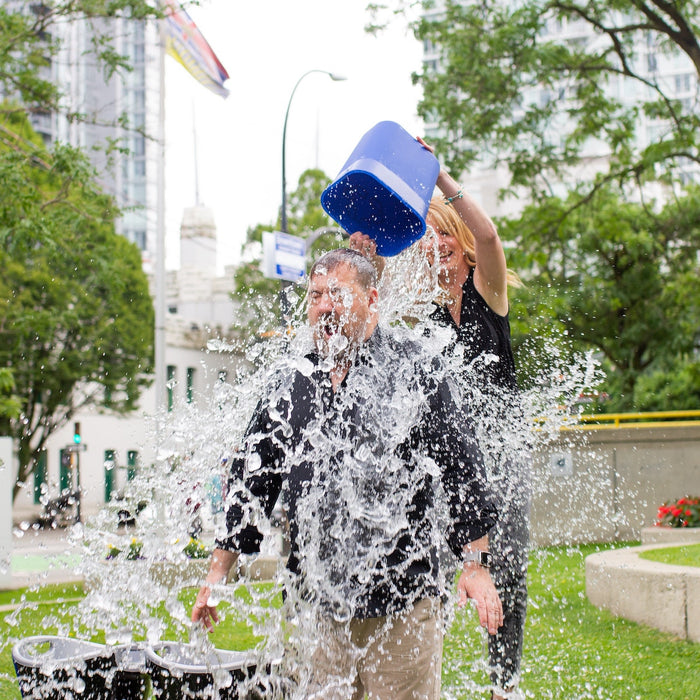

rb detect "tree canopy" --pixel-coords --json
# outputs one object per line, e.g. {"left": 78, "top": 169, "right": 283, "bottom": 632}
{"left": 505, "top": 184, "right": 700, "bottom": 410}
{"left": 233, "top": 168, "right": 345, "bottom": 337}
{"left": 0, "top": 1, "right": 163, "bottom": 498}
{"left": 369, "top": 0, "right": 700, "bottom": 409}
{"left": 408, "top": 0, "right": 700, "bottom": 200}
{"left": 0, "top": 1, "right": 161, "bottom": 123}
{"left": 0, "top": 112, "right": 154, "bottom": 501}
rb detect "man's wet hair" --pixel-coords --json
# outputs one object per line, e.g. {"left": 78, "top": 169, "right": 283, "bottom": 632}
{"left": 309, "top": 248, "right": 378, "bottom": 290}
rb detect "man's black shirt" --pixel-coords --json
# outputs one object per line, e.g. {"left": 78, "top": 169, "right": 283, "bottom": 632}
{"left": 217, "top": 326, "right": 496, "bottom": 619}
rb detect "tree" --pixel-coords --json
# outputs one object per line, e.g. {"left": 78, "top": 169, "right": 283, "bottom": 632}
{"left": 0, "top": 112, "right": 154, "bottom": 501}
{"left": 405, "top": 0, "right": 700, "bottom": 202}
{"left": 233, "top": 168, "right": 344, "bottom": 337}
{"left": 504, "top": 184, "right": 700, "bottom": 410}
{"left": 369, "top": 0, "right": 700, "bottom": 409}
{"left": 0, "top": 368, "right": 21, "bottom": 422}
{"left": 0, "top": 1, "right": 161, "bottom": 125}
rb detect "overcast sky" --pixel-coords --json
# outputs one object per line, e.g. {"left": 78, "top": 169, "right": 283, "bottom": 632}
{"left": 164, "top": 0, "right": 424, "bottom": 271}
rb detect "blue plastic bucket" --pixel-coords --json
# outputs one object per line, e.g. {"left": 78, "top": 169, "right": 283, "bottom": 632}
{"left": 321, "top": 121, "right": 440, "bottom": 256}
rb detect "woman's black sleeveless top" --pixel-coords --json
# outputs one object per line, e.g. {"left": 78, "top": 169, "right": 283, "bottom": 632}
{"left": 429, "top": 267, "right": 518, "bottom": 395}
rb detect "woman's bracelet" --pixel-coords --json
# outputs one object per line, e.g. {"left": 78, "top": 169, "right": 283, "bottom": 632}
{"left": 443, "top": 187, "right": 464, "bottom": 205}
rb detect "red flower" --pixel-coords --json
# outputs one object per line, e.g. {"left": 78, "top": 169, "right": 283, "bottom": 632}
{"left": 656, "top": 497, "right": 700, "bottom": 528}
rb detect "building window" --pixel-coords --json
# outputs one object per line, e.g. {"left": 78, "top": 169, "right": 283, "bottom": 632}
{"left": 34, "top": 451, "right": 47, "bottom": 505}
{"left": 167, "top": 365, "right": 176, "bottom": 411}
{"left": 129, "top": 230, "right": 146, "bottom": 250}
{"left": 127, "top": 450, "right": 139, "bottom": 481}
{"left": 186, "top": 367, "right": 195, "bottom": 403}
{"left": 104, "top": 449, "right": 117, "bottom": 502}
{"left": 59, "top": 449, "right": 72, "bottom": 493}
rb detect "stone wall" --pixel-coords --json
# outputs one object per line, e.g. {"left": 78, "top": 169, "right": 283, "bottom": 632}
{"left": 530, "top": 425, "right": 700, "bottom": 546}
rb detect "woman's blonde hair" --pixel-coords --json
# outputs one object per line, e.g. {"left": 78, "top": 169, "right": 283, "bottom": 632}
{"left": 427, "top": 196, "right": 522, "bottom": 288}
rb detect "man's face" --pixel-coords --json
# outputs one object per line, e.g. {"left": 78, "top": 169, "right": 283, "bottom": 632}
{"left": 307, "top": 263, "right": 377, "bottom": 361}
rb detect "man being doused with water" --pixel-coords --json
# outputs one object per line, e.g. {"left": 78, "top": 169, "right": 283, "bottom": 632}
{"left": 192, "top": 248, "right": 502, "bottom": 699}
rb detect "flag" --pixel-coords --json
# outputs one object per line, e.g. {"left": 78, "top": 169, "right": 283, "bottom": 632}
{"left": 163, "top": 0, "right": 230, "bottom": 98}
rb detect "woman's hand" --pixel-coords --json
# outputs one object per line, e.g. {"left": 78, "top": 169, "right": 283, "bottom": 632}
{"left": 349, "top": 231, "right": 378, "bottom": 257}
{"left": 348, "top": 232, "right": 385, "bottom": 277}
{"left": 416, "top": 135, "right": 435, "bottom": 154}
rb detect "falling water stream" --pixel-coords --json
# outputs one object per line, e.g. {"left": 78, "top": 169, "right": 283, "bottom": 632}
{"left": 2, "top": 239, "right": 608, "bottom": 699}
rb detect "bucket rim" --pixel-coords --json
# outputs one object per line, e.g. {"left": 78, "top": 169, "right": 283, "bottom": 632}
{"left": 144, "top": 641, "right": 256, "bottom": 675}
{"left": 12, "top": 635, "right": 113, "bottom": 667}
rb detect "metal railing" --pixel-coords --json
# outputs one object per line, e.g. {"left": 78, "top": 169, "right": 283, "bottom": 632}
{"left": 567, "top": 409, "right": 700, "bottom": 430}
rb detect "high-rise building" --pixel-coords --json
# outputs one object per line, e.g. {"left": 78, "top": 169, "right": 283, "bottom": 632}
{"left": 3, "top": 2, "right": 160, "bottom": 261}
{"left": 421, "top": 1, "right": 699, "bottom": 214}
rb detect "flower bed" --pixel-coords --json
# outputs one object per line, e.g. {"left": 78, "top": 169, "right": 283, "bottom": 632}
{"left": 106, "top": 537, "right": 212, "bottom": 561}
{"left": 655, "top": 496, "right": 700, "bottom": 528}
{"left": 642, "top": 496, "right": 700, "bottom": 545}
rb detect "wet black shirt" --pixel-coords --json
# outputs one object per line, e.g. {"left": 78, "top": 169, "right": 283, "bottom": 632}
{"left": 430, "top": 267, "right": 518, "bottom": 394}
{"left": 217, "top": 326, "right": 496, "bottom": 619}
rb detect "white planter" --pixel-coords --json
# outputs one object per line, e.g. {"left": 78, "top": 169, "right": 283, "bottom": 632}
{"left": 149, "top": 558, "right": 211, "bottom": 588}
{"left": 84, "top": 557, "right": 210, "bottom": 592}
{"left": 641, "top": 526, "right": 700, "bottom": 545}
{"left": 84, "top": 555, "right": 282, "bottom": 593}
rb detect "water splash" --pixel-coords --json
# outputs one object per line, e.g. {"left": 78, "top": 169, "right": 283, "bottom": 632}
{"left": 4, "top": 240, "right": 615, "bottom": 699}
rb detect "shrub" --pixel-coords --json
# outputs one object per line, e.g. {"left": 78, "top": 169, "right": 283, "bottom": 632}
{"left": 106, "top": 537, "right": 212, "bottom": 560}
{"left": 655, "top": 497, "right": 700, "bottom": 528}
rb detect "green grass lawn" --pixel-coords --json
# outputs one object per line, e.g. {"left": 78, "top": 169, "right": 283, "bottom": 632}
{"left": 1, "top": 543, "right": 698, "bottom": 699}
{"left": 443, "top": 543, "right": 700, "bottom": 698}
{"left": 639, "top": 543, "right": 700, "bottom": 568}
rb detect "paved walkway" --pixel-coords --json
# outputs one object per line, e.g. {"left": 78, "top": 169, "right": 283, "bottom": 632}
{"left": 4, "top": 525, "right": 83, "bottom": 590}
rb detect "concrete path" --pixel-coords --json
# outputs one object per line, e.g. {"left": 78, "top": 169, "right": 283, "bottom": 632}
{"left": 6, "top": 525, "right": 83, "bottom": 590}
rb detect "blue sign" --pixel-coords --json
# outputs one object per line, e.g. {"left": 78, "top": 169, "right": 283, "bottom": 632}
{"left": 263, "top": 231, "right": 306, "bottom": 282}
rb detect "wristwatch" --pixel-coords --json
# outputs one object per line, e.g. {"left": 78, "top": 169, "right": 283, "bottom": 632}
{"left": 462, "top": 550, "right": 493, "bottom": 568}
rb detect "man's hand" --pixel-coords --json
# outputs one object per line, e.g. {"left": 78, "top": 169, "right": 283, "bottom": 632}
{"left": 457, "top": 566, "right": 503, "bottom": 635}
{"left": 192, "top": 584, "right": 220, "bottom": 633}
{"left": 190, "top": 547, "right": 237, "bottom": 632}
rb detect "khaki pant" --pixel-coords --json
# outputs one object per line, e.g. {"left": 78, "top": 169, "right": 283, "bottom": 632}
{"left": 307, "top": 598, "right": 443, "bottom": 700}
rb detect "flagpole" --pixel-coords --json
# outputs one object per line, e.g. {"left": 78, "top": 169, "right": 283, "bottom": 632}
{"left": 155, "top": 20, "right": 167, "bottom": 424}
{"left": 192, "top": 100, "right": 200, "bottom": 205}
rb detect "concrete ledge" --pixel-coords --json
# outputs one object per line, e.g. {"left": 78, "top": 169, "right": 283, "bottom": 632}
{"left": 237, "top": 554, "right": 281, "bottom": 582}
{"left": 641, "top": 526, "right": 700, "bottom": 545}
{"left": 84, "top": 554, "right": 282, "bottom": 592}
{"left": 585, "top": 544, "right": 700, "bottom": 642}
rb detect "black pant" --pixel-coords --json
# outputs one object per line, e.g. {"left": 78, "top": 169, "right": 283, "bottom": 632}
{"left": 487, "top": 455, "right": 531, "bottom": 693}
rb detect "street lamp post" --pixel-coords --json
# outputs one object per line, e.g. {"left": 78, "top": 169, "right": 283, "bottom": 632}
{"left": 280, "top": 69, "right": 346, "bottom": 233}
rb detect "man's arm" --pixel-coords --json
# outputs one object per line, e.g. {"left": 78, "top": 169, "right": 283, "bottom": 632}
{"left": 191, "top": 547, "right": 239, "bottom": 632}
{"left": 456, "top": 535, "right": 503, "bottom": 635}
{"left": 191, "top": 397, "right": 285, "bottom": 631}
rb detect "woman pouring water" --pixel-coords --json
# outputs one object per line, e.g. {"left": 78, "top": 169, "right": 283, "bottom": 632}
{"left": 349, "top": 137, "right": 531, "bottom": 700}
